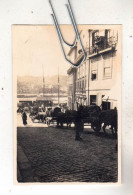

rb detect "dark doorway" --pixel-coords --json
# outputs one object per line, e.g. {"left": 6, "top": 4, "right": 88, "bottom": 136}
{"left": 90, "top": 95, "right": 97, "bottom": 105}
{"left": 102, "top": 101, "right": 110, "bottom": 110}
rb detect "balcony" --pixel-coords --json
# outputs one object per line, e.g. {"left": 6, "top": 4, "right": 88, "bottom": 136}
{"left": 87, "top": 36, "right": 117, "bottom": 56}
{"left": 76, "top": 88, "right": 86, "bottom": 94}
{"left": 94, "top": 36, "right": 105, "bottom": 44}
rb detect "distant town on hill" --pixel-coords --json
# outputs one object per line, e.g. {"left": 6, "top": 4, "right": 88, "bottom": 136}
{"left": 17, "top": 75, "right": 68, "bottom": 94}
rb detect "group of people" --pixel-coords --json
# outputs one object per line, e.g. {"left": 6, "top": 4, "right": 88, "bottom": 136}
{"left": 20, "top": 105, "right": 84, "bottom": 141}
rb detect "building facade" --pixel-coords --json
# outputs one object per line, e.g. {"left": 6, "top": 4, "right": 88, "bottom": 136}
{"left": 67, "top": 27, "right": 121, "bottom": 110}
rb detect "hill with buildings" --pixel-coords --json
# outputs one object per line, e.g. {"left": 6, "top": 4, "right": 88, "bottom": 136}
{"left": 17, "top": 75, "right": 68, "bottom": 94}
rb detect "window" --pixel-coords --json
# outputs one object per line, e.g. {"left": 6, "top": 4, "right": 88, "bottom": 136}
{"left": 90, "top": 95, "right": 97, "bottom": 105}
{"left": 103, "top": 55, "right": 112, "bottom": 78}
{"left": 78, "top": 81, "right": 80, "bottom": 89}
{"left": 91, "top": 70, "right": 97, "bottom": 80}
{"left": 91, "top": 62, "right": 97, "bottom": 80}
{"left": 82, "top": 80, "right": 84, "bottom": 89}
{"left": 84, "top": 78, "right": 86, "bottom": 88}
{"left": 77, "top": 68, "right": 80, "bottom": 79}
{"left": 80, "top": 80, "right": 82, "bottom": 89}
{"left": 80, "top": 65, "right": 83, "bottom": 78}
{"left": 78, "top": 82, "right": 79, "bottom": 90}
{"left": 82, "top": 65, "right": 84, "bottom": 77}
{"left": 84, "top": 62, "right": 86, "bottom": 77}
{"left": 92, "top": 31, "right": 99, "bottom": 46}
{"left": 105, "top": 29, "right": 110, "bottom": 40}
{"left": 76, "top": 82, "right": 78, "bottom": 90}
{"left": 82, "top": 80, "right": 85, "bottom": 93}
{"left": 92, "top": 30, "right": 99, "bottom": 42}
{"left": 104, "top": 67, "right": 111, "bottom": 77}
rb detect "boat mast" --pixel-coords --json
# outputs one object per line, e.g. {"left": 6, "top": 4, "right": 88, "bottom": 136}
{"left": 58, "top": 65, "right": 59, "bottom": 105}
{"left": 42, "top": 64, "right": 45, "bottom": 97}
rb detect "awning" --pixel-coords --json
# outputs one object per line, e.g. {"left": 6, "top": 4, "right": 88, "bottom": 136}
{"left": 102, "top": 82, "right": 120, "bottom": 102}
{"left": 102, "top": 73, "right": 121, "bottom": 102}
{"left": 18, "top": 97, "right": 36, "bottom": 102}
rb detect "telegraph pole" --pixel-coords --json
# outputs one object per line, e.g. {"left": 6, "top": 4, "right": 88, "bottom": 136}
{"left": 58, "top": 65, "right": 59, "bottom": 105}
{"left": 42, "top": 64, "right": 45, "bottom": 97}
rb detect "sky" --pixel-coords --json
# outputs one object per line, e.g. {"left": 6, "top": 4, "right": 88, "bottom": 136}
{"left": 12, "top": 25, "right": 76, "bottom": 77}
{"left": 12, "top": 24, "right": 120, "bottom": 77}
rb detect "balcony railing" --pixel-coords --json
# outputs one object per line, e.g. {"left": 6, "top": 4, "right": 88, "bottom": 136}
{"left": 88, "top": 36, "right": 117, "bottom": 55}
{"left": 107, "top": 36, "right": 117, "bottom": 47}
{"left": 76, "top": 88, "right": 86, "bottom": 94}
{"left": 71, "top": 36, "right": 118, "bottom": 64}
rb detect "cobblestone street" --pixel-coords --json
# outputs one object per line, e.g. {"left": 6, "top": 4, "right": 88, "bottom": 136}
{"left": 17, "top": 123, "right": 118, "bottom": 183}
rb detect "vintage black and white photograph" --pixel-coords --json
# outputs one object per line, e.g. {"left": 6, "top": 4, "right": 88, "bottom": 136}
{"left": 13, "top": 24, "right": 121, "bottom": 183}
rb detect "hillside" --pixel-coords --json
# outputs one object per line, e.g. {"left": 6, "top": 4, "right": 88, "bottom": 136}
{"left": 17, "top": 75, "right": 68, "bottom": 94}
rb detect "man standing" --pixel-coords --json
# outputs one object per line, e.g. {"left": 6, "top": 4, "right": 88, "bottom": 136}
{"left": 75, "top": 105, "right": 84, "bottom": 141}
{"left": 22, "top": 111, "right": 27, "bottom": 126}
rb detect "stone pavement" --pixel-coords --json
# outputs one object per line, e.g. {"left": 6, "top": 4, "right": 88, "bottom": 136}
{"left": 17, "top": 144, "right": 34, "bottom": 182}
{"left": 17, "top": 126, "right": 118, "bottom": 183}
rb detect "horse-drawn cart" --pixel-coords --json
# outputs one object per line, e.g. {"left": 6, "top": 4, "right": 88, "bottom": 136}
{"left": 49, "top": 105, "right": 102, "bottom": 130}
{"left": 45, "top": 105, "right": 118, "bottom": 136}
{"left": 79, "top": 105, "right": 102, "bottom": 132}
{"left": 80, "top": 105, "right": 118, "bottom": 136}
{"left": 31, "top": 112, "right": 46, "bottom": 123}
{"left": 100, "top": 109, "right": 117, "bottom": 136}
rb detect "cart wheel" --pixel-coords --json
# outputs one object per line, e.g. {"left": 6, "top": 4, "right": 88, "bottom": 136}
{"left": 92, "top": 124, "right": 101, "bottom": 132}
